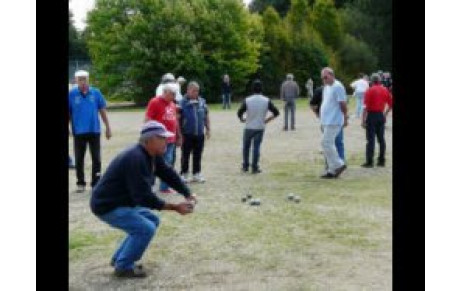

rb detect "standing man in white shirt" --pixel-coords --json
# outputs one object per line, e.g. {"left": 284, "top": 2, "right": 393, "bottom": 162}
{"left": 350, "top": 73, "right": 369, "bottom": 118}
{"left": 320, "top": 67, "right": 348, "bottom": 179}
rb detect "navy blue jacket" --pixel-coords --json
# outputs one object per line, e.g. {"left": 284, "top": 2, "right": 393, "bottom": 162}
{"left": 178, "top": 96, "right": 208, "bottom": 136}
{"left": 90, "top": 144, "right": 191, "bottom": 215}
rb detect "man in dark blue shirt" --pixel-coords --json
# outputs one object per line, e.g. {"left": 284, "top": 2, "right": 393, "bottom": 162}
{"left": 90, "top": 121, "right": 197, "bottom": 278}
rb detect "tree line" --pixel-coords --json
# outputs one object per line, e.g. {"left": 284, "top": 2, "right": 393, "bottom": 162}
{"left": 69, "top": 0, "right": 391, "bottom": 105}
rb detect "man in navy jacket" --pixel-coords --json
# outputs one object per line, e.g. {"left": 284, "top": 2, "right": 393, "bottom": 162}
{"left": 90, "top": 121, "right": 197, "bottom": 278}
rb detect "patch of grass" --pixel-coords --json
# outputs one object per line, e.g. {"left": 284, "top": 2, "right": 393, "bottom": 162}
{"left": 69, "top": 229, "right": 123, "bottom": 261}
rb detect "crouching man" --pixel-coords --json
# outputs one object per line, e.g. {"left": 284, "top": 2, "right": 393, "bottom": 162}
{"left": 90, "top": 120, "right": 197, "bottom": 278}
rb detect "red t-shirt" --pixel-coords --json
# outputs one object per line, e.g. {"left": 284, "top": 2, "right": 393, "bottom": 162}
{"left": 145, "top": 96, "right": 177, "bottom": 143}
{"left": 364, "top": 84, "right": 393, "bottom": 112}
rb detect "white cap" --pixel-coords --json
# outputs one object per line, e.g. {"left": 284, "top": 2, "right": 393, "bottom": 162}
{"left": 177, "top": 76, "right": 186, "bottom": 83}
{"left": 140, "top": 121, "right": 175, "bottom": 138}
{"left": 75, "top": 70, "right": 89, "bottom": 78}
{"left": 162, "top": 73, "right": 175, "bottom": 82}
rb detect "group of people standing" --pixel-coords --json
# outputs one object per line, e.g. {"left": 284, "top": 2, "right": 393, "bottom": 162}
{"left": 68, "top": 66, "right": 392, "bottom": 278}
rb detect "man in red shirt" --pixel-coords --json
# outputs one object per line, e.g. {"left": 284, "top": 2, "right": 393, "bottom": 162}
{"left": 361, "top": 73, "right": 393, "bottom": 167}
{"left": 145, "top": 83, "right": 183, "bottom": 193}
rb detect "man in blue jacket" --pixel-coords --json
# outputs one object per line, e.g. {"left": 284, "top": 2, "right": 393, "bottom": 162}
{"left": 178, "top": 81, "right": 210, "bottom": 183}
{"left": 90, "top": 121, "right": 198, "bottom": 278}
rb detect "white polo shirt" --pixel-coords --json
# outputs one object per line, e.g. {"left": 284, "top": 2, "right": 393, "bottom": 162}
{"left": 350, "top": 78, "right": 369, "bottom": 93}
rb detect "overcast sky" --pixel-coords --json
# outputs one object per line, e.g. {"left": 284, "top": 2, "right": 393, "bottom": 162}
{"left": 69, "top": 0, "right": 252, "bottom": 31}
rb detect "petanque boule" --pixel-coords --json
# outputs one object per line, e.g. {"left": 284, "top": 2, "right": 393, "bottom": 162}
{"left": 293, "top": 196, "right": 301, "bottom": 203}
{"left": 246, "top": 194, "right": 252, "bottom": 199}
{"left": 287, "top": 193, "right": 295, "bottom": 201}
{"left": 249, "top": 198, "right": 261, "bottom": 206}
{"left": 242, "top": 197, "right": 247, "bottom": 203}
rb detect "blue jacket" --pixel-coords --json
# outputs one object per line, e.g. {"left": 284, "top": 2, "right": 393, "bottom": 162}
{"left": 179, "top": 96, "right": 208, "bottom": 136}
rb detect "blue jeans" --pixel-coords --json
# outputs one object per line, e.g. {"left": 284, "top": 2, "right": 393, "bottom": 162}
{"left": 242, "top": 129, "right": 265, "bottom": 170}
{"left": 222, "top": 93, "right": 231, "bottom": 109}
{"left": 335, "top": 127, "right": 345, "bottom": 162}
{"left": 355, "top": 92, "right": 364, "bottom": 118}
{"left": 159, "top": 143, "right": 176, "bottom": 191}
{"left": 97, "top": 207, "right": 160, "bottom": 271}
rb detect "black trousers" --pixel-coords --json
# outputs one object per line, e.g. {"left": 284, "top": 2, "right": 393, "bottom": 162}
{"left": 181, "top": 134, "right": 205, "bottom": 175}
{"left": 74, "top": 133, "right": 101, "bottom": 187}
{"left": 365, "top": 112, "right": 386, "bottom": 164}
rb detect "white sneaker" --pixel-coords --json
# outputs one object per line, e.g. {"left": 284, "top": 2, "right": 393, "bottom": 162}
{"left": 181, "top": 173, "right": 191, "bottom": 183}
{"left": 192, "top": 173, "right": 206, "bottom": 183}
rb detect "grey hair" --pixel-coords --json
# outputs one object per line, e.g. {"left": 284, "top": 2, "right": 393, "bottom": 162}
{"left": 370, "top": 73, "right": 381, "bottom": 83}
{"left": 139, "top": 135, "right": 151, "bottom": 145}
{"left": 187, "top": 81, "right": 200, "bottom": 90}
{"left": 287, "top": 73, "right": 294, "bottom": 80}
{"left": 321, "top": 67, "right": 335, "bottom": 77}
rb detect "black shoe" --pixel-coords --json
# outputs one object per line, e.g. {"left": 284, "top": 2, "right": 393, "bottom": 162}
{"left": 321, "top": 173, "right": 336, "bottom": 179}
{"left": 111, "top": 260, "right": 143, "bottom": 270}
{"left": 361, "top": 162, "right": 374, "bottom": 168}
{"left": 291, "top": 127, "right": 295, "bottom": 131}
{"left": 377, "top": 161, "right": 385, "bottom": 167}
{"left": 114, "top": 268, "right": 147, "bottom": 278}
{"left": 76, "top": 185, "right": 86, "bottom": 193}
{"left": 241, "top": 167, "right": 249, "bottom": 173}
{"left": 334, "top": 165, "right": 347, "bottom": 178}
{"left": 252, "top": 168, "right": 262, "bottom": 174}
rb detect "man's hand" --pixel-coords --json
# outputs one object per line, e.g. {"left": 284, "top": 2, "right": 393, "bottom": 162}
{"left": 174, "top": 201, "right": 194, "bottom": 215}
{"left": 105, "top": 128, "right": 112, "bottom": 140}
{"left": 361, "top": 121, "right": 366, "bottom": 129}
{"left": 205, "top": 130, "right": 211, "bottom": 140}
{"left": 186, "top": 193, "right": 198, "bottom": 205}
{"left": 343, "top": 118, "right": 348, "bottom": 128}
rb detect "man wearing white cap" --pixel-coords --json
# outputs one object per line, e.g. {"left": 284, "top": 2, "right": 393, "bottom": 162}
{"left": 145, "top": 82, "right": 183, "bottom": 194}
{"left": 91, "top": 120, "right": 197, "bottom": 278}
{"left": 69, "top": 70, "right": 112, "bottom": 192}
{"left": 155, "top": 73, "right": 176, "bottom": 96}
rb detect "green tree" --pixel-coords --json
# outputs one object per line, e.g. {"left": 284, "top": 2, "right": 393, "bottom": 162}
{"left": 86, "top": 0, "right": 262, "bottom": 105}
{"left": 340, "top": 0, "right": 392, "bottom": 70}
{"left": 69, "top": 11, "right": 90, "bottom": 60}
{"left": 310, "top": 0, "right": 343, "bottom": 50}
{"left": 249, "top": 0, "right": 291, "bottom": 17}
{"left": 258, "top": 6, "right": 290, "bottom": 95}
{"left": 337, "top": 34, "right": 378, "bottom": 86}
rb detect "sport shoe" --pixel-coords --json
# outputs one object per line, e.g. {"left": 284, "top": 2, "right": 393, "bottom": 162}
{"left": 111, "top": 260, "right": 143, "bottom": 270}
{"left": 361, "top": 162, "right": 374, "bottom": 168}
{"left": 114, "top": 268, "right": 147, "bottom": 278}
{"left": 252, "top": 168, "right": 262, "bottom": 174}
{"left": 321, "top": 173, "right": 336, "bottom": 179}
{"left": 181, "top": 173, "right": 191, "bottom": 183}
{"left": 334, "top": 165, "right": 347, "bottom": 178}
{"left": 192, "top": 173, "right": 206, "bottom": 183}
{"left": 241, "top": 167, "right": 249, "bottom": 173}
{"left": 76, "top": 185, "right": 85, "bottom": 193}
